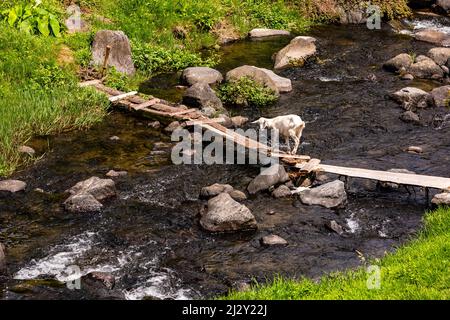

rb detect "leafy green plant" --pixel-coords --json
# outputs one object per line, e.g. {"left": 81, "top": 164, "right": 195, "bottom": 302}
{"left": 218, "top": 77, "right": 278, "bottom": 108}
{"left": 1, "top": 0, "right": 62, "bottom": 37}
{"left": 104, "top": 67, "right": 131, "bottom": 91}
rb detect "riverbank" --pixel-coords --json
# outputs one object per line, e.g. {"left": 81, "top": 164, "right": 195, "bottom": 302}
{"left": 224, "top": 206, "right": 450, "bottom": 300}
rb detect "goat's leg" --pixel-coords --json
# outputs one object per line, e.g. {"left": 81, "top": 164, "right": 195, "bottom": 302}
{"left": 289, "top": 129, "right": 299, "bottom": 154}
{"left": 285, "top": 136, "right": 291, "bottom": 153}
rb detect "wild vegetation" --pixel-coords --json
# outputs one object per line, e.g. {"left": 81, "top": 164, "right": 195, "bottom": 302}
{"left": 224, "top": 206, "right": 450, "bottom": 300}
{"left": 218, "top": 77, "right": 278, "bottom": 108}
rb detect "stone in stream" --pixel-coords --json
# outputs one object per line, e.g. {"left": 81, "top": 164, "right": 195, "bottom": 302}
{"left": 0, "top": 243, "right": 6, "bottom": 274}
{"left": 66, "top": 176, "right": 116, "bottom": 201}
{"left": 414, "top": 29, "right": 450, "bottom": 47}
{"left": 401, "top": 73, "right": 414, "bottom": 81}
{"left": 200, "top": 183, "right": 234, "bottom": 198}
{"left": 432, "top": 192, "right": 450, "bottom": 206}
{"left": 64, "top": 194, "right": 103, "bottom": 213}
{"left": 81, "top": 272, "right": 116, "bottom": 290}
{"left": 92, "top": 30, "right": 135, "bottom": 75}
{"left": 225, "top": 65, "right": 291, "bottom": 94}
{"left": 337, "top": 7, "right": 367, "bottom": 24}
{"left": 399, "top": 111, "right": 420, "bottom": 124}
{"left": 181, "top": 67, "right": 223, "bottom": 86}
{"left": 427, "top": 48, "right": 450, "bottom": 66}
{"left": 407, "top": 146, "right": 424, "bottom": 154}
{"left": 326, "top": 220, "right": 344, "bottom": 236}
{"left": 248, "top": 28, "right": 290, "bottom": 38}
{"left": 200, "top": 193, "right": 257, "bottom": 232}
{"left": 164, "top": 121, "right": 181, "bottom": 133}
{"left": 182, "top": 83, "right": 223, "bottom": 110}
{"left": 430, "top": 85, "right": 450, "bottom": 107}
{"left": 272, "top": 185, "right": 292, "bottom": 198}
{"left": 18, "top": 145, "right": 35, "bottom": 156}
{"left": 274, "top": 36, "right": 317, "bottom": 70}
{"left": 260, "top": 235, "right": 288, "bottom": 246}
{"left": 247, "top": 164, "right": 290, "bottom": 195}
{"left": 409, "top": 55, "right": 444, "bottom": 79}
{"left": 0, "top": 180, "right": 27, "bottom": 193}
{"left": 148, "top": 120, "right": 161, "bottom": 129}
{"left": 109, "top": 135, "right": 120, "bottom": 141}
{"left": 106, "top": 170, "right": 128, "bottom": 177}
{"left": 434, "top": 0, "right": 450, "bottom": 14}
{"left": 379, "top": 169, "right": 416, "bottom": 189}
{"left": 390, "top": 87, "right": 431, "bottom": 110}
{"left": 299, "top": 180, "right": 347, "bottom": 209}
{"left": 230, "top": 116, "right": 249, "bottom": 128}
{"left": 383, "top": 53, "right": 413, "bottom": 72}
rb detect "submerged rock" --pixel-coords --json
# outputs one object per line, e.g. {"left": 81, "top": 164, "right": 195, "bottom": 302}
{"left": 106, "top": 170, "right": 128, "bottom": 177}
{"left": 272, "top": 185, "right": 292, "bottom": 198}
{"left": 432, "top": 192, "right": 450, "bottom": 206}
{"left": 200, "top": 183, "right": 234, "bottom": 198}
{"left": 400, "top": 111, "right": 420, "bottom": 124}
{"left": 409, "top": 55, "right": 444, "bottom": 79}
{"left": 430, "top": 85, "right": 450, "bottom": 107}
{"left": 260, "top": 235, "right": 288, "bottom": 246}
{"left": 67, "top": 176, "right": 116, "bottom": 201}
{"left": 64, "top": 194, "right": 103, "bottom": 213}
{"left": 81, "top": 272, "right": 115, "bottom": 290}
{"left": 181, "top": 67, "right": 223, "bottom": 86}
{"left": 326, "top": 220, "right": 344, "bottom": 235}
{"left": 383, "top": 53, "right": 413, "bottom": 72}
{"left": 249, "top": 28, "right": 290, "bottom": 38}
{"left": 92, "top": 30, "right": 135, "bottom": 75}
{"left": 274, "top": 36, "right": 317, "bottom": 70}
{"left": 247, "top": 164, "right": 290, "bottom": 194}
{"left": 182, "top": 83, "right": 223, "bottom": 110}
{"left": 391, "top": 87, "right": 431, "bottom": 110}
{"left": 0, "top": 180, "right": 27, "bottom": 193}
{"left": 164, "top": 121, "right": 181, "bottom": 133}
{"left": 299, "top": 180, "right": 347, "bottom": 209}
{"left": 200, "top": 193, "right": 257, "bottom": 232}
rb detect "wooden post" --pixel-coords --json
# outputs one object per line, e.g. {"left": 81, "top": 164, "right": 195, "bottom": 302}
{"left": 101, "top": 45, "right": 111, "bottom": 78}
{"left": 425, "top": 187, "right": 430, "bottom": 207}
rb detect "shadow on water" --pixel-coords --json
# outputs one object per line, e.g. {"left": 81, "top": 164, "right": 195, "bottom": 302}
{"left": 1, "top": 22, "right": 450, "bottom": 299}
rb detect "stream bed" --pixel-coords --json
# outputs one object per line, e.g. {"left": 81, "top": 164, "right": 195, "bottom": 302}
{"left": 1, "top": 20, "right": 450, "bottom": 299}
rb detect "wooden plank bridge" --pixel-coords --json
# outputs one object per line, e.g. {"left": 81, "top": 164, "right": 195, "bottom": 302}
{"left": 81, "top": 80, "right": 450, "bottom": 193}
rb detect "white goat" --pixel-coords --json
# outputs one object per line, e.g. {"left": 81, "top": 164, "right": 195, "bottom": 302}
{"left": 252, "top": 115, "right": 306, "bottom": 155}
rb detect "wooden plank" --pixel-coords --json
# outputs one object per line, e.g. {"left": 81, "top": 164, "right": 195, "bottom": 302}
{"left": 185, "top": 118, "right": 226, "bottom": 126}
{"left": 170, "top": 108, "right": 198, "bottom": 116}
{"left": 79, "top": 79, "right": 102, "bottom": 87}
{"left": 109, "top": 91, "right": 138, "bottom": 102}
{"left": 133, "top": 98, "right": 161, "bottom": 110}
{"left": 319, "top": 164, "right": 450, "bottom": 190}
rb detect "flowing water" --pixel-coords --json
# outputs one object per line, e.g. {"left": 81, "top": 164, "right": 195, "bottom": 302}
{"left": 1, "top": 19, "right": 450, "bottom": 299}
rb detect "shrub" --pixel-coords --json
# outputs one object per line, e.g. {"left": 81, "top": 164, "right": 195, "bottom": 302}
{"left": 218, "top": 77, "right": 278, "bottom": 108}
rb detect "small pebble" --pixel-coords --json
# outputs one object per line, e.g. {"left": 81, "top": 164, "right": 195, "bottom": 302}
{"left": 109, "top": 136, "right": 120, "bottom": 141}
{"left": 407, "top": 146, "right": 423, "bottom": 154}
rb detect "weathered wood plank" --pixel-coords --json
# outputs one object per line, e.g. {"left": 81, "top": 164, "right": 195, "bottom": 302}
{"left": 109, "top": 91, "right": 138, "bottom": 102}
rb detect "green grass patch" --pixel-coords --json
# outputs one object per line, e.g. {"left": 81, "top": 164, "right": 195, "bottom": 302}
{"left": 223, "top": 206, "right": 450, "bottom": 300}
{"left": 218, "top": 77, "right": 278, "bottom": 108}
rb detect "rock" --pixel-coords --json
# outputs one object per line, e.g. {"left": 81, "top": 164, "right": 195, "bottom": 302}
{"left": 300, "top": 178, "right": 312, "bottom": 188}
{"left": 18, "top": 145, "right": 35, "bottom": 156}
{"left": 148, "top": 121, "right": 161, "bottom": 129}
{"left": 442, "top": 65, "right": 449, "bottom": 74}
{"left": 432, "top": 192, "right": 450, "bottom": 206}
{"left": 409, "top": 55, "right": 444, "bottom": 79}
{"left": 260, "top": 235, "right": 288, "bottom": 246}
{"left": 233, "top": 282, "right": 251, "bottom": 292}
{"left": 228, "top": 189, "right": 248, "bottom": 201}
{"left": 299, "top": 180, "right": 347, "bottom": 209}
{"left": 383, "top": 53, "right": 413, "bottom": 72}
{"left": 401, "top": 73, "right": 414, "bottom": 80}
{"left": 106, "top": 170, "right": 128, "bottom": 177}
{"left": 230, "top": 116, "right": 249, "bottom": 127}
{"left": 326, "top": 220, "right": 344, "bottom": 235}
{"left": 247, "top": 164, "right": 290, "bottom": 194}
{"left": 201, "top": 106, "right": 216, "bottom": 117}
{"left": 274, "top": 36, "right": 317, "bottom": 70}
{"left": 430, "top": 85, "right": 450, "bottom": 107}
{"left": 92, "top": 30, "right": 135, "bottom": 75}
{"left": 407, "top": 146, "right": 423, "bottom": 154}
{"left": 380, "top": 169, "right": 416, "bottom": 189}
{"left": 434, "top": 0, "right": 450, "bottom": 14}
{"left": 338, "top": 8, "right": 366, "bottom": 24}
{"left": 200, "top": 183, "right": 234, "bottom": 198}
{"left": 64, "top": 194, "right": 103, "bottom": 213}
{"left": 225, "top": 65, "right": 291, "bottom": 94}
{"left": 391, "top": 87, "right": 431, "bottom": 110}
{"left": 249, "top": 28, "right": 290, "bottom": 38}
{"left": 399, "top": 111, "right": 420, "bottom": 124}
{"left": 0, "top": 243, "right": 5, "bottom": 274}
{"left": 65, "top": 5, "right": 88, "bottom": 33}
{"left": 164, "top": 121, "right": 181, "bottom": 133}
{"left": 109, "top": 135, "right": 120, "bottom": 141}
{"left": 414, "top": 29, "right": 450, "bottom": 47}
{"left": 182, "top": 83, "right": 223, "bottom": 110}
{"left": 0, "top": 180, "right": 26, "bottom": 193}
{"left": 200, "top": 193, "right": 257, "bottom": 232}
{"left": 272, "top": 185, "right": 292, "bottom": 198}
{"left": 181, "top": 67, "right": 223, "bottom": 86}
{"left": 217, "top": 114, "right": 233, "bottom": 128}
{"left": 428, "top": 48, "right": 450, "bottom": 66}
{"left": 266, "top": 210, "right": 276, "bottom": 215}
{"left": 67, "top": 176, "right": 116, "bottom": 201}
{"left": 81, "top": 272, "right": 115, "bottom": 290}
{"left": 172, "top": 26, "right": 187, "bottom": 39}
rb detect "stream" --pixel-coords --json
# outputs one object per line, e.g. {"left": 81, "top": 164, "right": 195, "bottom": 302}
{"left": 1, "top": 17, "right": 450, "bottom": 300}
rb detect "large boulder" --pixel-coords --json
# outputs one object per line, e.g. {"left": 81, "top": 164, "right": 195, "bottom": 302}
{"left": 274, "top": 36, "right": 317, "bottom": 70}
{"left": 247, "top": 164, "right": 290, "bottom": 194}
{"left": 92, "top": 30, "right": 135, "bottom": 75}
{"left": 64, "top": 194, "right": 103, "bottom": 213}
{"left": 383, "top": 53, "right": 413, "bottom": 72}
{"left": 409, "top": 55, "right": 445, "bottom": 79}
{"left": 430, "top": 85, "right": 450, "bottom": 107}
{"left": 200, "top": 193, "right": 257, "bottom": 232}
{"left": 390, "top": 87, "right": 431, "bottom": 110}
{"left": 427, "top": 48, "right": 450, "bottom": 66}
{"left": 181, "top": 67, "right": 223, "bottom": 86}
{"left": 434, "top": 0, "right": 450, "bottom": 14}
{"left": 414, "top": 29, "right": 450, "bottom": 47}
{"left": 0, "top": 180, "right": 27, "bottom": 193}
{"left": 249, "top": 28, "right": 290, "bottom": 38}
{"left": 182, "top": 83, "right": 223, "bottom": 110}
{"left": 67, "top": 176, "right": 116, "bottom": 201}
{"left": 226, "top": 65, "right": 291, "bottom": 93}
{"left": 432, "top": 192, "right": 450, "bottom": 206}
{"left": 299, "top": 180, "right": 347, "bottom": 209}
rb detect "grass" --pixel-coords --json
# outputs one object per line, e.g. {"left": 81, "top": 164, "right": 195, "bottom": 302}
{"left": 223, "top": 206, "right": 450, "bottom": 300}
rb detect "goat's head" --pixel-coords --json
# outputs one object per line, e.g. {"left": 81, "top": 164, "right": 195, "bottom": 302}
{"left": 251, "top": 117, "right": 268, "bottom": 130}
